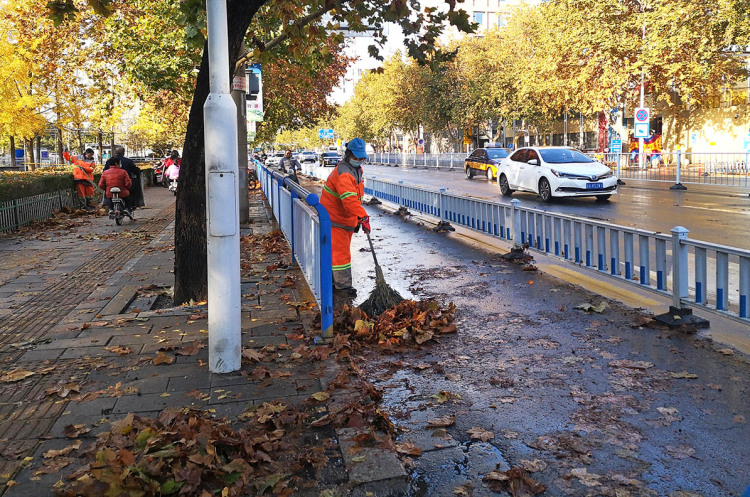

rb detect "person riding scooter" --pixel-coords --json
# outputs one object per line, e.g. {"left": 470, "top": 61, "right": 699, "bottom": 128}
{"left": 165, "top": 152, "right": 180, "bottom": 194}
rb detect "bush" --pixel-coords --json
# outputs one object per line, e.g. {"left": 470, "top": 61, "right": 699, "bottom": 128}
{"left": 1, "top": 164, "right": 157, "bottom": 203}
{"left": 0, "top": 170, "right": 77, "bottom": 203}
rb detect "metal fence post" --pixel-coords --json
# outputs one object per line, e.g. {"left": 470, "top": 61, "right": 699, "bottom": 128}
{"left": 439, "top": 188, "right": 447, "bottom": 222}
{"left": 289, "top": 187, "right": 297, "bottom": 265}
{"left": 670, "top": 149, "right": 687, "bottom": 190}
{"left": 511, "top": 199, "right": 522, "bottom": 249}
{"left": 312, "top": 200, "right": 333, "bottom": 338}
{"left": 12, "top": 199, "right": 20, "bottom": 230}
{"left": 740, "top": 256, "right": 750, "bottom": 318}
{"left": 398, "top": 180, "right": 404, "bottom": 207}
{"left": 671, "top": 226, "right": 690, "bottom": 309}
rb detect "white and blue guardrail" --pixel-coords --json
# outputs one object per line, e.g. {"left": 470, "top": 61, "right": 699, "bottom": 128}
{"left": 364, "top": 176, "right": 750, "bottom": 325}
{"left": 258, "top": 163, "right": 333, "bottom": 337}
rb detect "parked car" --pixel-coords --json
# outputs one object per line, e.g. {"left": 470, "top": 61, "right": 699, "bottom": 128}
{"left": 320, "top": 151, "right": 341, "bottom": 167}
{"left": 265, "top": 151, "right": 285, "bottom": 167}
{"left": 299, "top": 151, "right": 318, "bottom": 163}
{"left": 496, "top": 146, "right": 617, "bottom": 202}
{"left": 464, "top": 146, "right": 511, "bottom": 180}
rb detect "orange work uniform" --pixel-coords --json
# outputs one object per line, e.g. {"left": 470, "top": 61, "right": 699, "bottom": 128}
{"left": 319, "top": 159, "right": 367, "bottom": 290}
{"left": 71, "top": 156, "right": 96, "bottom": 207}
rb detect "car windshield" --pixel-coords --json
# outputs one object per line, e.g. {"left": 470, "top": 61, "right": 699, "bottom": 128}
{"left": 322, "top": 152, "right": 339, "bottom": 157}
{"left": 487, "top": 149, "right": 509, "bottom": 160}
{"left": 538, "top": 149, "right": 594, "bottom": 164}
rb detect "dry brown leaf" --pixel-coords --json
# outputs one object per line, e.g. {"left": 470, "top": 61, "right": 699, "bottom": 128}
{"left": 426, "top": 415, "right": 456, "bottom": 428}
{"left": 520, "top": 459, "right": 547, "bottom": 472}
{"left": 63, "top": 424, "right": 91, "bottom": 438}
{"left": 467, "top": 427, "right": 494, "bottom": 442}
{"left": 395, "top": 442, "right": 422, "bottom": 456}
{"left": 0, "top": 369, "right": 35, "bottom": 383}
{"left": 609, "top": 360, "right": 654, "bottom": 370}
{"left": 43, "top": 440, "right": 82, "bottom": 458}
{"left": 670, "top": 371, "right": 698, "bottom": 379}
{"left": 153, "top": 352, "right": 175, "bottom": 365}
{"left": 104, "top": 346, "right": 132, "bottom": 355}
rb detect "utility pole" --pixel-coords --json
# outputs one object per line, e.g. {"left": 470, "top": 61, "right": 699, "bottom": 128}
{"left": 639, "top": 8, "right": 646, "bottom": 169}
{"left": 232, "top": 41, "right": 249, "bottom": 224}
{"left": 204, "top": 0, "right": 241, "bottom": 373}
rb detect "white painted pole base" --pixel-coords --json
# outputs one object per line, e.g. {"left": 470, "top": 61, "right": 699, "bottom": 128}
{"left": 205, "top": 94, "right": 241, "bottom": 373}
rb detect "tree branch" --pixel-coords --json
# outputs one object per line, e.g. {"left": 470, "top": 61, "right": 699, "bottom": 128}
{"left": 234, "top": 1, "right": 344, "bottom": 71}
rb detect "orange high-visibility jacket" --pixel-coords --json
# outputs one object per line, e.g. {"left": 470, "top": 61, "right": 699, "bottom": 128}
{"left": 320, "top": 160, "right": 367, "bottom": 228}
{"left": 71, "top": 156, "right": 95, "bottom": 183}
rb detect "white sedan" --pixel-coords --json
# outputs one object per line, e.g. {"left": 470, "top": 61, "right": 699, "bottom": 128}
{"left": 497, "top": 147, "right": 617, "bottom": 202}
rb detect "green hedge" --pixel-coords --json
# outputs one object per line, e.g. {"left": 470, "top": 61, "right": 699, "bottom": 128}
{"left": 1, "top": 166, "right": 156, "bottom": 203}
{"left": 0, "top": 171, "right": 76, "bottom": 203}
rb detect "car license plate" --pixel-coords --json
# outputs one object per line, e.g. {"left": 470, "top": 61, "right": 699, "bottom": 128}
{"left": 586, "top": 182, "right": 603, "bottom": 189}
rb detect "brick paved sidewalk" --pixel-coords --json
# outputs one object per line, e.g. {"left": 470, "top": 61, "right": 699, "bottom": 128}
{"left": 0, "top": 187, "right": 406, "bottom": 496}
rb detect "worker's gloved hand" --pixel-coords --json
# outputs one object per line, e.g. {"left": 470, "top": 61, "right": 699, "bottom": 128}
{"left": 358, "top": 216, "right": 371, "bottom": 234}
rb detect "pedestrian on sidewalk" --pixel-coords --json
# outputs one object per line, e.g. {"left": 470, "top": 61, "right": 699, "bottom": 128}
{"left": 99, "top": 157, "right": 132, "bottom": 211}
{"left": 105, "top": 146, "right": 144, "bottom": 209}
{"left": 71, "top": 148, "right": 97, "bottom": 209}
{"left": 320, "top": 137, "right": 370, "bottom": 297}
{"left": 278, "top": 149, "right": 301, "bottom": 184}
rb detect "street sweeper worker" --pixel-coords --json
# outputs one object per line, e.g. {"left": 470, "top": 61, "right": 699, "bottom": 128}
{"left": 320, "top": 137, "right": 370, "bottom": 297}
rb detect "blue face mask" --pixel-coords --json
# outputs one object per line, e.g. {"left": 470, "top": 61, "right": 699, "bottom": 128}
{"left": 350, "top": 158, "right": 364, "bottom": 167}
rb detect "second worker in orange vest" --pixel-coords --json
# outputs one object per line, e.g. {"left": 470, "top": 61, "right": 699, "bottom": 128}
{"left": 319, "top": 138, "right": 371, "bottom": 297}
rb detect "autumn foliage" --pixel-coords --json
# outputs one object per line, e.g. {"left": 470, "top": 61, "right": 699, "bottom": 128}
{"left": 335, "top": 300, "right": 457, "bottom": 348}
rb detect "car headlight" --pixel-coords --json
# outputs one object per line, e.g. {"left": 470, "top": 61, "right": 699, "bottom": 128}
{"left": 551, "top": 170, "right": 580, "bottom": 179}
{"left": 600, "top": 170, "right": 614, "bottom": 179}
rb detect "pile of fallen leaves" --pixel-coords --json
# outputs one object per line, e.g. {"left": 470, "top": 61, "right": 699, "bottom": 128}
{"left": 55, "top": 407, "right": 314, "bottom": 497}
{"left": 334, "top": 300, "right": 457, "bottom": 348}
{"left": 240, "top": 230, "right": 289, "bottom": 256}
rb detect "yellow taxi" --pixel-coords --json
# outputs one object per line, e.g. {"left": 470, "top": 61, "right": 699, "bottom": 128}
{"left": 464, "top": 146, "right": 511, "bottom": 181}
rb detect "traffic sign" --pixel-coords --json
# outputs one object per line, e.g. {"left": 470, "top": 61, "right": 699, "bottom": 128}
{"left": 318, "top": 128, "right": 334, "bottom": 139}
{"left": 634, "top": 123, "right": 649, "bottom": 138}
{"left": 610, "top": 139, "right": 622, "bottom": 152}
{"left": 635, "top": 107, "right": 650, "bottom": 123}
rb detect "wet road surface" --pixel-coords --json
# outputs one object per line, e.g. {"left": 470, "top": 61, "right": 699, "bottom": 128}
{"left": 362, "top": 163, "right": 750, "bottom": 250}
{"left": 301, "top": 174, "right": 750, "bottom": 496}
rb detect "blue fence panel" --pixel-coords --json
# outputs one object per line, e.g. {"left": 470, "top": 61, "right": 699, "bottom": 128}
{"left": 364, "top": 175, "right": 750, "bottom": 326}
{"left": 259, "top": 165, "right": 333, "bottom": 337}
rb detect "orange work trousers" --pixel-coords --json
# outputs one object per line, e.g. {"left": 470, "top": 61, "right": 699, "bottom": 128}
{"left": 331, "top": 226, "right": 354, "bottom": 289}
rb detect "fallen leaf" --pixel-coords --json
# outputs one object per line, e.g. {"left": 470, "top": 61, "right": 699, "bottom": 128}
{"left": 241, "top": 348, "right": 265, "bottom": 362}
{"left": 44, "top": 382, "right": 81, "bottom": 398}
{"left": 483, "top": 468, "right": 545, "bottom": 495}
{"left": 467, "top": 427, "right": 494, "bottom": 442}
{"left": 103, "top": 346, "right": 132, "bottom": 355}
{"left": 43, "top": 440, "right": 82, "bottom": 458}
{"left": 670, "top": 371, "right": 698, "bottom": 379}
{"left": 569, "top": 467, "right": 602, "bottom": 487}
{"left": 309, "top": 392, "right": 330, "bottom": 402}
{"left": 733, "top": 414, "right": 746, "bottom": 424}
{"left": 0, "top": 369, "right": 35, "bottom": 383}
{"left": 426, "top": 415, "right": 456, "bottom": 428}
{"left": 520, "top": 459, "right": 547, "bottom": 472}
{"left": 665, "top": 444, "right": 696, "bottom": 459}
{"left": 608, "top": 360, "right": 654, "bottom": 370}
{"left": 63, "top": 424, "right": 91, "bottom": 438}
{"left": 153, "top": 353, "right": 175, "bottom": 365}
{"left": 717, "top": 348, "right": 734, "bottom": 356}
{"left": 395, "top": 442, "right": 422, "bottom": 456}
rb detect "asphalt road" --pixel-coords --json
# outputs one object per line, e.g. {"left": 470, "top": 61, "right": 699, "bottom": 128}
{"left": 361, "top": 163, "right": 750, "bottom": 250}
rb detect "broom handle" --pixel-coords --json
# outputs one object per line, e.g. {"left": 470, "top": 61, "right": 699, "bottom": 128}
{"left": 365, "top": 230, "right": 381, "bottom": 269}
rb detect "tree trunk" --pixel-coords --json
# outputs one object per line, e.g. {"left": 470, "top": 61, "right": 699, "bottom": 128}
{"left": 56, "top": 127, "right": 64, "bottom": 166}
{"left": 173, "top": 0, "right": 261, "bottom": 304}
{"left": 26, "top": 138, "right": 35, "bottom": 170}
{"left": 98, "top": 131, "right": 104, "bottom": 164}
{"left": 10, "top": 136, "right": 16, "bottom": 169}
{"left": 36, "top": 136, "right": 41, "bottom": 165}
{"left": 111, "top": 132, "right": 116, "bottom": 158}
{"left": 76, "top": 129, "right": 83, "bottom": 153}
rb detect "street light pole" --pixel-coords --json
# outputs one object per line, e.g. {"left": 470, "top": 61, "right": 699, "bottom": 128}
{"left": 639, "top": 8, "right": 646, "bottom": 169}
{"left": 204, "top": 0, "right": 241, "bottom": 373}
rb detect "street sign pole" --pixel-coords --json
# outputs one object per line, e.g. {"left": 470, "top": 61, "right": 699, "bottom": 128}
{"left": 204, "top": 0, "right": 241, "bottom": 373}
